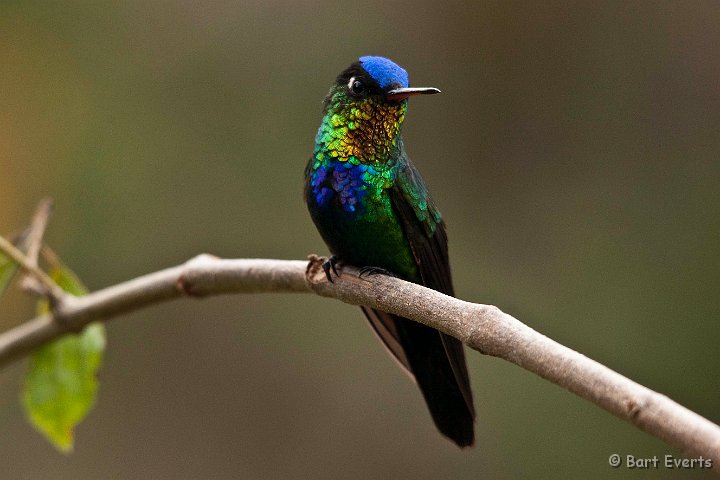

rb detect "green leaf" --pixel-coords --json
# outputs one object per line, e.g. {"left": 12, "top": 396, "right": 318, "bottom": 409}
{"left": 0, "top": 251, "right": 19, "bottom": 298}
{"left": 22, "top": 261, "right": 106, "bottom": 453}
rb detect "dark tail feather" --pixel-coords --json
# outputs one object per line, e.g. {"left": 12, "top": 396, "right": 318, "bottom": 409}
{"left": 362, "top": 307, "right": 475, "bottom": 447}
{"left": 399, "top": 317, "right": 475, "bottom": 447}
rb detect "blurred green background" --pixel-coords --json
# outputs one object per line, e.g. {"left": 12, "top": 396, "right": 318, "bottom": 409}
{"left": 1, "top": 1, "right": 719, "bottom": 478}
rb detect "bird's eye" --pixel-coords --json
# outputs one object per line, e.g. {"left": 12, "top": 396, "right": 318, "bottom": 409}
{"left": 348, "top": 77, "right": 366, "bottom": 96}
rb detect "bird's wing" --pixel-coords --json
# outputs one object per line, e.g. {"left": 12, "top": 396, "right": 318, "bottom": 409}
{"left": 390, "top": 157, "right": 453, "bottom": 295}
{"left": 357, "top": 157, "right": 475, "bottom": 446}
{"left": 387, "top": 157, "right": 475, "bottom": 419}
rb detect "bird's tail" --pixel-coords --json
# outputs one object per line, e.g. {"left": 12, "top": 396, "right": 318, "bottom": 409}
{"left": 363, "top": 306, "right": 475, "bottom": 447}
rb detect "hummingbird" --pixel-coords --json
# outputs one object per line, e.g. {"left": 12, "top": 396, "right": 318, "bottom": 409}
{"left": 304, "top": 56, "right": 475, "bottom": 447}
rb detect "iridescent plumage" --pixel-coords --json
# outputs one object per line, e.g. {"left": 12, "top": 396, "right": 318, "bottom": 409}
{"left": 304, "top": 56, "right": 475, "bottom": 446}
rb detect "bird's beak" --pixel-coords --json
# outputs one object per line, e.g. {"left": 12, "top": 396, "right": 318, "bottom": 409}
{"left": 385, "top": 87, "right": 441, "bottom": 102}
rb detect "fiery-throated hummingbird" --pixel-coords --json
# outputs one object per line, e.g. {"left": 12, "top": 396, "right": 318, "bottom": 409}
{"left": 304, "top": 56, "right": 475, "bottom": 447}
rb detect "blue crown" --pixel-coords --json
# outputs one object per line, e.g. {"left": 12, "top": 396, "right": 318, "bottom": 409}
{"left": 359, "top": 56, "right": 409, "bottom": 89}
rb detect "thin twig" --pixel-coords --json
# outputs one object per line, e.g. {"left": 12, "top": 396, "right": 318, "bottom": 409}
{"left": 25, "top": 198, "right": 53, "bottom": 266}
{"left": 0, "top": 255, "right": 717, "bottom": 470}
{"left": 0, "top": 235, "right": 65, "bottom": 302}
{"left": 20, "top": 198, "right": 54, "bottom": 295}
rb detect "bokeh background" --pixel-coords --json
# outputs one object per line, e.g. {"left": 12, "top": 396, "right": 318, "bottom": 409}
{"left": 1, "top": 1, "right": 719, "bottom": 478}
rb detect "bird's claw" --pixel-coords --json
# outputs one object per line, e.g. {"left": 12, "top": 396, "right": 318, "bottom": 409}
{"left": 322, "top": 255, "right": 340, "bottom": 283}
{"left": 358, "top": 266, "right": 396, "bottom": 278}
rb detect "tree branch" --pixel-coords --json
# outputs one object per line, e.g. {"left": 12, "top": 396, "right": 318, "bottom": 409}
{"left": 0, "top": 254, "right": 717, "bottom": 469}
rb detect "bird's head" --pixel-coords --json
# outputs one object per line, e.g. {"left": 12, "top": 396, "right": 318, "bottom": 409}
{"left": 316, "top": 56, "right": 440, "bottom": 164}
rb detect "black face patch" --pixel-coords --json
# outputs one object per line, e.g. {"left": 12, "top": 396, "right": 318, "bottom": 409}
{"left": 335, "top": 62, "right": 383, "bottom": 95}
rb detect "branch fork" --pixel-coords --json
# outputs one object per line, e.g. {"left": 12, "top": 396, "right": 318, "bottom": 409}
{"left": 0, "top": 199, "right": 69, "bottom": 307}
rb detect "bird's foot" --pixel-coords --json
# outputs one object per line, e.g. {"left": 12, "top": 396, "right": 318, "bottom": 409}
{"left": 358, "top": 266, "right": 397, "bottom": 279}
{"left": 322, "top": 255, "right": 340, "bottom": 283}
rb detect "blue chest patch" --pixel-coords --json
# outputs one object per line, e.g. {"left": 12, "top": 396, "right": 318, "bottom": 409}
{"left": 310, "top": 159, "right": 371, "bottom": 214}
{"left": 359, "top": 56, "right": 409, "bottom": 89}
